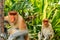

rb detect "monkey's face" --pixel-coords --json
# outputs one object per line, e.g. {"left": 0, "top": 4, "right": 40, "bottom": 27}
{"left": 8, "top": 12, "right": 18, "bottom": 23}
{"left": 44, "top": 21, "right": 48, "bottom": 25}
{"left": 43, "top": 19, "right": 49, "bottom": 26}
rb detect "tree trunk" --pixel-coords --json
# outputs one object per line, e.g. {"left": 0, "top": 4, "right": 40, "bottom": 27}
{"left": 0, "top": 0, "right": 4, "bottom": 40}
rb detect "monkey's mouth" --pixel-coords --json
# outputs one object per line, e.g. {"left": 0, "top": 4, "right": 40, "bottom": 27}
{"left": 44, "top": 22, "right": 48, "bottom": 25}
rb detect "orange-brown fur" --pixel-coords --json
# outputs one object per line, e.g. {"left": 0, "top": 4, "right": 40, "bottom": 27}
{"left": 4, "top": 11, "right": 29, "bottom": 40}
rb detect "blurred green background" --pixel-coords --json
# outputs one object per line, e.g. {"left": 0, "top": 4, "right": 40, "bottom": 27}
{"left": 4, "top": 0, "right": 60, "bottom": 40}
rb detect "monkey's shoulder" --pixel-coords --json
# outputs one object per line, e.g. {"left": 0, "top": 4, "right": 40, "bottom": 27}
{"left": 4, "top": 16, "right": 9, "bottom": 21}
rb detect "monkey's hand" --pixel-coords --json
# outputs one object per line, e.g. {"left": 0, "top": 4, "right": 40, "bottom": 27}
{"left": 38, "top": 32, "right": 43, "bottom": 40}
{"left": 49, "top": 34, "right": 54, "bottom": 40}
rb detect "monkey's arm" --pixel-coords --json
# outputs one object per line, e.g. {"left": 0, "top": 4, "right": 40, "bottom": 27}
{"left": 38, "top": 32, "right": 43, "bottom": 40}
{"left": 50, "top": 28, "right": 54, "bottom": 40}
{"left": 7, "top": 30, "right": 28, "bottom": 40}
{"left": 19, "top": 16, "right": 29, "bottom": 40}
{"left": 49, "top": 24, "right": 54, "bottom": 40}
{"left": 19, "top": 16, "right": 27, "bottom": 30}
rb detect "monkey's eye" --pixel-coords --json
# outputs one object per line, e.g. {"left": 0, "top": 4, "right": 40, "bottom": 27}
{"left": 9, "top": 13, "right": 17, "bottom": 15}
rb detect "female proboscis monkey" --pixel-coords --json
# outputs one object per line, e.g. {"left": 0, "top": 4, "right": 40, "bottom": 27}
{"left": 38, "top": 19, "right": 54, "bottom": 40}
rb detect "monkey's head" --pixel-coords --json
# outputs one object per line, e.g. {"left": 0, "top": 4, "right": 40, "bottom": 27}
{"left": 8, "top": 11, "right": 18, "bottom": 23}
{"left": 43, "top": 19, "right": 49, "bottom": 27}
